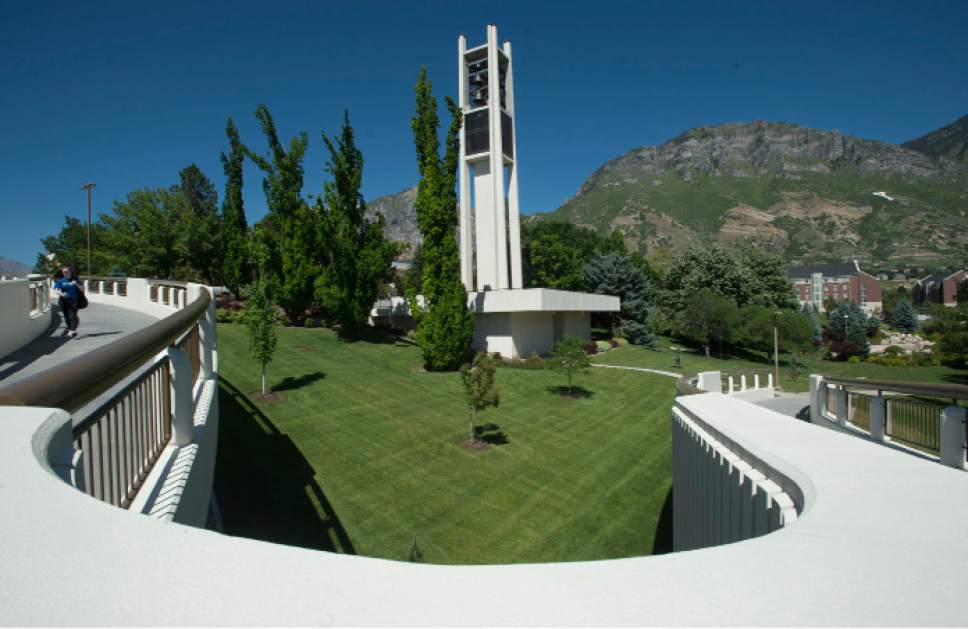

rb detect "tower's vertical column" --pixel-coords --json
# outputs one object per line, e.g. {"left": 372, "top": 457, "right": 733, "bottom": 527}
{"left": 503, "top": 40, "right": 523, "bottom": 289}
{"left": 457, "top": 34, "right": 473, "bottom": 291}
{"left": 486, "top": 24, "right": 509, "bottom": 289}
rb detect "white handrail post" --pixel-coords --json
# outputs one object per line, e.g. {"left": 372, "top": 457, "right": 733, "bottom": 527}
{"left": 167, "top": 347, "right": 194, "bottom": 447}
{"left": 740, "top": 373, "right": 747, "bottom": 392}
{"left": 727, "top": 376, "right": 734, "bottom": 394}
{"left": 809, "top": 375, "right": 824, "bottom": 422}
{"left": 869, "top": 395, "right": 886, "bottom": 442}
{"left": 753, "top": 373, "right": 760, "bottom": 390}
{"left": 767, "top": 372, "right": 773, "bottom": 388}
{"left": 835, "top": 386, "right": 848, "bottom": 426}
{"left": 189, "top": 283, "right": 217, "bottom": 380}
{"left": 939, "top": 405, "right": 966, "bottom": 470}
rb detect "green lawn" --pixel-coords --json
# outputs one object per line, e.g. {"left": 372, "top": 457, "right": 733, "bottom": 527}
{"left": 592, "top": 337, "right": 968, "bottom": 393}
{"left": 214, "top": 324, "right": 675, "bottom": 564}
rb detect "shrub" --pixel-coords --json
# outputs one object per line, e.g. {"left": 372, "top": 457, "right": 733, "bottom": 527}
{"left": 304, "top": 318, "right": 319, "bottom": 328}
{"left": 595, "top": 340, "right": 612, "bottom": 353}
{"left": 621, "top": 321, "right": 657, "bottom": 347}
{"left": 608, "top": 339, "right": 621, "bottom": 348}
{"left": 582, "top": 341, "right": 598, "bottom": 356}
{"left": 883, "top": 345, "right": 905, "bottom": 357}
{"left": 613, "top": 337, "right": 629, "bottom": 347}
{"left": 847, "top": 355, "right": 861, "bottom": 364}
{"left": 216, "top": 307, "right": 235, "bottom": 324}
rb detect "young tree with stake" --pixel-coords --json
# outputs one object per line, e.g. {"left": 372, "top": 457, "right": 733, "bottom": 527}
{"left": 459, "top": 352, "right": 499, "bottom": 444}
{"left": 551, "top": 335, "right": 591, "bottom": 397}
{"left": 244, "top": 239, "right": 278, "bottom": 396}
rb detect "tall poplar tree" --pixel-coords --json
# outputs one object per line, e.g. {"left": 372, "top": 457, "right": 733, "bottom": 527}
{"left": 408, "top": 67, "right": 473, "bottom": 370}
{"left": 315, "top": 112, "right": 402, "bottom": 333}
{"left": 245, "top": 104, "right": 317, "bottom": 321}
{"left": 220, "top": 117, "right": 249, "bottom": 294}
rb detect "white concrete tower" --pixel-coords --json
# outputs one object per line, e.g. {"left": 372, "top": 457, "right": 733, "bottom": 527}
{"left": 458, "top": 24, "right": 523, "bottom": 291}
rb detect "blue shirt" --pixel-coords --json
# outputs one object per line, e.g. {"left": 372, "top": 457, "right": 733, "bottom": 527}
{"left": 54, "top": 278, "right": 79, "bottom": 300}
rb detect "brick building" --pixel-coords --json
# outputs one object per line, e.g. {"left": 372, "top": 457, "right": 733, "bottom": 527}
{"left": 913, "top": 270, "right": 967, "bottom": 307}
{"left": 788, "top": 260, "right": 882, "bottom": 314}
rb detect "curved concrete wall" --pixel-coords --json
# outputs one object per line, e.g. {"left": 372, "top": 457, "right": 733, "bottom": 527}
{"left": 2, "top": 386, "right": 968, "bottom": 624}
{"left": 0, "top": 277, "right": 53, "bottom": 360}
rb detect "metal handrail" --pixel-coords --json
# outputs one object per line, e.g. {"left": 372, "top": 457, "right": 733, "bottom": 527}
{"left": 147, "top": 278, "right": 188, "bottom": 288}
{"left": 823, "top": 376, "right": 968, "bottom": 401}
{"left": 0, "top": 289, "right": 210, "bottom": 411}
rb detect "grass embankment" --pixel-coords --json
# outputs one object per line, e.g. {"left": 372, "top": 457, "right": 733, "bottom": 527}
{"left": 214, "top": 324, "right": 675, "bottom": 564}
{"left": 592, "top": 337, "right": 968, "bottom": 393}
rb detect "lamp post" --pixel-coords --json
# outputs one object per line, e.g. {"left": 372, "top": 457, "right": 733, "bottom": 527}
{"left": 82, "top": 182, "right": 96, "bottom": 278}
{"left": 773, "top": 310, "right": 781, "bottom": 390}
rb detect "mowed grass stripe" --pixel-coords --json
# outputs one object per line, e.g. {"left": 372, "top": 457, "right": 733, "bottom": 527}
{"left": 215, "top": 324, "right": 675, "bottom": 564}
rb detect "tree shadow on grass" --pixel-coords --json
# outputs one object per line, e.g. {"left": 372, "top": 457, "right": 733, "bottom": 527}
{"left": 545, "top": 385, "right": 594, "bottom": 399}
{"left": 274, "top": 371, "right": 326, "bottom": 392}
{"left": 474, "top": 422, "right": 509, "bottom": 445}
{"left": 651, "top": 487, "right": 674, "bottom": 555}
{"left": 941, "top": 373, "right": 968, "bottom": 385}
{"left": 215, "top": 377, "right": 356, "bottom": 554}
{"left": 337, "top": 326, "right": 408, "bottom": 346}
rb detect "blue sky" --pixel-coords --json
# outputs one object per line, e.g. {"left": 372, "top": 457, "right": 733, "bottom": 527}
{"left": 1, "top": 0, "right": 966, "bottom": 267}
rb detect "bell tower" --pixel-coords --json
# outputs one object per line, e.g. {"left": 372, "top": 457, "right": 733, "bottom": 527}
{"left": 458, "top": 24, "right": 523, "bottom": 292}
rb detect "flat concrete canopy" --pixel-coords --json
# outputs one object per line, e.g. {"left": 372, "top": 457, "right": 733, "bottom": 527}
{"left": 468, "top": 288, "right": 620, "bottom": 313}
{"left": 0, "top": 303, "right": 158, "bottom": 385}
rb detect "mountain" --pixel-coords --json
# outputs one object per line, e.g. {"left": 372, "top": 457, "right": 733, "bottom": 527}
{"left": 535, "top": 120, "right": 968, "bottom": 268}
{"left": 0, "top": 256, "right": 33, "bottom": 276}
{"left": 902, "top": 114, "right": 968, "bottom": 164}
{"left": 367, "top": 186, "right": 419, "bottom": 258}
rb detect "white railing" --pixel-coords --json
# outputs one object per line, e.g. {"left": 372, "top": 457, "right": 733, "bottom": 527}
{"left": 0, "top": 274, "right": 54, "bottom": 359}
{"left": 810, "top": 375, "right": 967, "bottom": 470}
{"left": 696, "top": 369, "right": 775, "bottom": 401}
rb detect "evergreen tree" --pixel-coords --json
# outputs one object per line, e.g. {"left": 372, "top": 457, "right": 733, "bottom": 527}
{"left": 824, "top": 301, "right": 870, "bottom": 358}
{"left": 583, "top": 252, "right": 655, "bottom": 346}
{"left": 315, "top": 112, "right": 402, "bottom": 334}
{"left": 220, "top": 117, "right": 249, "bottom": 295}
{"left": 245, "top": 104, "right": 317, "bottom": 322}
{"left": 890, "top": 298, "right": 917, "bottom": 333}
{"left": 459, "top": 352, "right": 500, "bottom": 443}
{"left": 407, "top": 67, "right": 473, "bottom": 370}
{"left": 801, "top": 302, "right": 823, "bottom": 347}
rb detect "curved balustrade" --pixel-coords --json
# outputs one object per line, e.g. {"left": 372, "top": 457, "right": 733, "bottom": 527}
{"left": 810, "top": 374, "right": 968, "bottom": 469}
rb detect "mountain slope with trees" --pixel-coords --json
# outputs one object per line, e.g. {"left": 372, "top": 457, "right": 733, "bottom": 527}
{"left": 537, "top": 118, "right": 968, "bottom": 268}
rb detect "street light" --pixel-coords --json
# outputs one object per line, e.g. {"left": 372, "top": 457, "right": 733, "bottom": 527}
{"left": 82, "top": 182, "right": 96, "bottom": 278}
{"left": 773, "top": 310, "right": 781, "bottom": 391}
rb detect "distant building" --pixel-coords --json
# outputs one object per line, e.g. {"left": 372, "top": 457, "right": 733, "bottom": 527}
{"left": 913, "top": 270, "right": 967, "bottom": 307}
{"left": 787, "top": 260, "right": 882, "bottom": 314}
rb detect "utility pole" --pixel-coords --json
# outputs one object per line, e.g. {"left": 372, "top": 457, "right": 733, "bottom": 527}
{"left": 82, "top": 182, "right": 96, "bottom": 278}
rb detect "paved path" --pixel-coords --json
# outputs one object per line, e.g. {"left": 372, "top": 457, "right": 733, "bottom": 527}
{"left": 594, "top": 363, "right": 812, "bottom": 421}
{"left": 592, "top": 363, "right": 681, "bottom": 378}
{"left": 0, "top": 303, "right": 158, "bottom": 385}
{"left": 752, "top": 392, "right": 811, "bottom": 421}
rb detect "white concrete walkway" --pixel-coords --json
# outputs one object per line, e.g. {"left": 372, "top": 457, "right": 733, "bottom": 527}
{"left": 591, "top": 363, "right": 681, "bottom": 378}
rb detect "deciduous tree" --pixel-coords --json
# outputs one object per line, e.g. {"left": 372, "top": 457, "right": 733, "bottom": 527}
{"left": 245, "top": 104, "right": 317, "bottom": 322}
{"left": 407, "top": 67, "right": 474, "bottom": 370}
{"left": 550, "top": 335, "right": 591, "bottom": 397}
{"left": 315, "top": 112, "right": 402, "bottom": 334}
{"left": 220, "top": 117, "right": 249, "bottom": 295}
{"left": 243, "top": 243, "right": 278, "bottom": 396}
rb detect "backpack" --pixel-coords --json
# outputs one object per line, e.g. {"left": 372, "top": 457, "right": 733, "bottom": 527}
{"left": 76, "top": 281, "right": 89, "bottom": 309}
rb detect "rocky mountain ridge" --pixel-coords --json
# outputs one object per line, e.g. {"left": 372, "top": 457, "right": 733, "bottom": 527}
{"left": 367, "top": 117, "right": 968, "bottom": 268}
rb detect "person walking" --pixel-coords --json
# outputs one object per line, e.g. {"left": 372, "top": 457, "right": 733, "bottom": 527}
{"left": 53, "top": 266, "right": 83, "bottom": 338}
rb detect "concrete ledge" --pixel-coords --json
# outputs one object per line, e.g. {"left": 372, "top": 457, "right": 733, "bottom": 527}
{"left": 468, "top": 288, "right": 620, "bottom": 313}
